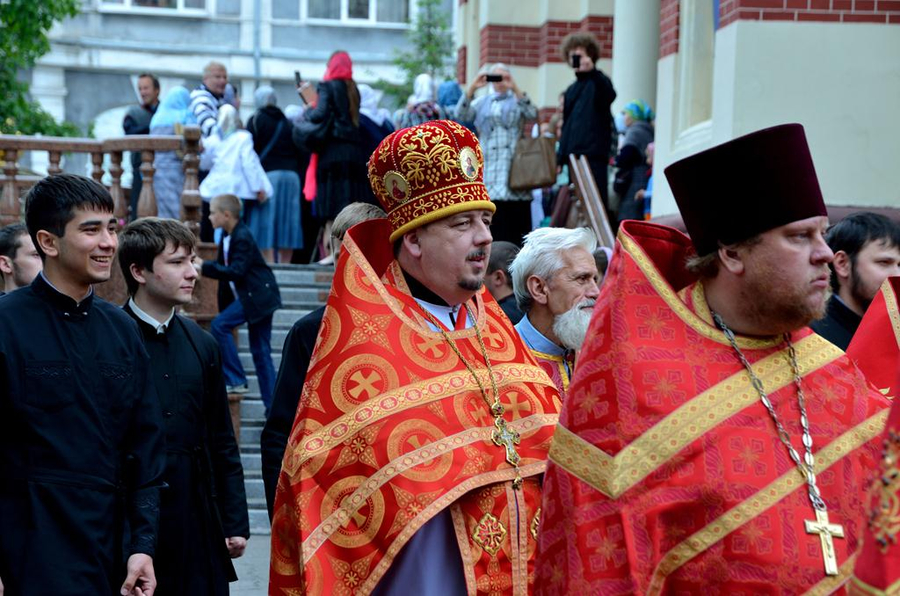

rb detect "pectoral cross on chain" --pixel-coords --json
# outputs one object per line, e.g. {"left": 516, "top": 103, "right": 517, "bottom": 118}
{"left": 804, "top": 509, "right": 844, "bottom": 576}
{"left": 492, "top": 419, "right": 521, "bottom": 466}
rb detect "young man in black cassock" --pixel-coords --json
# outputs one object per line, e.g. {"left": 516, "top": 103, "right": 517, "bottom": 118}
{"left": 119, "top": 217, "right": 249, "bottom": 595}
{"left": 0, "top": 174, "right": 166, "bottom": 595}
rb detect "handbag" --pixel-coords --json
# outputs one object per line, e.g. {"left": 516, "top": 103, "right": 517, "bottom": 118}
{"left": 293, "top": 112, "right": 334, "bottom": 154}
{"left": 508, "top": 134, "right": 557, "bottom": 191}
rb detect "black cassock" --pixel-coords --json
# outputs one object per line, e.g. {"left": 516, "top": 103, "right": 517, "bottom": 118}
{"left": 125, "top": 304, "right": 249, "bottom": 596}
{"left": 0, "top": 275, "right": 166, "bottom": 595}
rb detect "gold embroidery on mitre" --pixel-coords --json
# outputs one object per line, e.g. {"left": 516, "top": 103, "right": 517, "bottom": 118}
{"left": 473, "top": 512, "right": 507, "bottom": 556}
{"left": 531, "top": 507, "right": 541, "bottom": 541}
{"left": 459, "top": 146, "right": 480, "bottom": 181}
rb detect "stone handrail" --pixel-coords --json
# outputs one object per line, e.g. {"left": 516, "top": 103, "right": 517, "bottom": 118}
{"left": 0, "top": 125, "right": 202, "bottom": 235}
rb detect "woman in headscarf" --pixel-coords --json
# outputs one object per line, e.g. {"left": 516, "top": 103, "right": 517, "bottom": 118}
{"left": 397, "top": 73, "right": 445, "bottom": 129}
{"left": 357, "top": 83, "right": 394, "bottom": 157}
{"left": 293, "top": 50, "right": 370, "bottom": 257}
{"left": 613, "top": 99, "right": 654, "bottom": 224}
{"left": 246, "top": 85, "right": 304, "bottom": 263}
{"left": 457, "top": 63, "right": 538, "bottom": 245}
{"left": 149, "top": 86, "right": 197, "bottom": 219}
{"left": 199, "top": 104, "right": 273, "bottom": 241}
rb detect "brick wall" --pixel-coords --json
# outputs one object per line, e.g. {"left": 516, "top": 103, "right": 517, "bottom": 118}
{"left": 479, "top": 16, "right": 614, "bottom": 69}
{"left": 660, "top": 0, "right": 680, "bottom": 57}
{"left": 721, "top": 0, "right": 900, "bottom": 27}
{"left": 457, "top": 45, "right": 467, "bottom": 83}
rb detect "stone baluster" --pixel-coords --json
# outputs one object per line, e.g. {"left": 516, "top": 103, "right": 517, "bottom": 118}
{"left": 108, "top": 151, "right": 127, "bottom": 222}
{"left": 180, "top": 126, "right": 202, "bottom": 236}
{"left": 1, "top": 149, "right": 19, "bottom": 222}
{"left": 136, "top": 149, "right": 157, "bottom": 218}
{"left": 47, "top": 150, "right": 62, "bottom": 176}
{"left": 90, "top": 151, "right": 104, "bottom": 185}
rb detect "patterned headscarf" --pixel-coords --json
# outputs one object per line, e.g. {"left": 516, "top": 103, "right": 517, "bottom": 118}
{"left": 624, "top": 99, "right": 654, "bottom": 123}
{"left": 217, "top": 103, "right": 239, "bottom": 139}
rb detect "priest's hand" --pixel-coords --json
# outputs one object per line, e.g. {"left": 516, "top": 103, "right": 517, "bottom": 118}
{"left": 226, "top": 536, "right": 248, "bottom": 558}
{"left": 120, "top": 553, "right": 156, "bottom": 596}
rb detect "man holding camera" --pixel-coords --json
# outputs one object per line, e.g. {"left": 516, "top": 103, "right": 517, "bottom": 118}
{"left": 557, "top": 32, "right": 617, "bottom": 216}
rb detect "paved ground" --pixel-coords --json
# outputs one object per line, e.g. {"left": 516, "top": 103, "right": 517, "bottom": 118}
{"left": 231, "top": 534, "right": 270, "bottom": 595}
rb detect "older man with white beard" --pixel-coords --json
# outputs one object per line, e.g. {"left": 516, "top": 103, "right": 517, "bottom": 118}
{"left": 510, "top": 227, "right": 600, "bottom": 397}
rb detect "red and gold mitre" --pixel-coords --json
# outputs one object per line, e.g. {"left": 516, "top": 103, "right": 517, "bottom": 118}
{"left": 367, "top": 119, "right": 495, "bottom": 242}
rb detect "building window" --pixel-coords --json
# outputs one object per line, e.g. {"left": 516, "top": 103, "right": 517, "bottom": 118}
{"left": 99, "top": 0, "right": 208, "bottom": 12}
{"left": 675, "top": 0, "right": 715, "bottom": 135}
{"left": 305, "top": 0, "right": 411, "bottom": 24}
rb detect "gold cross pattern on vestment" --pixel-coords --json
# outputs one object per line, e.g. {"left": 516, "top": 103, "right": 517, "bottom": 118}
{"left": 492, "top": 419, "right": 521, "bottom": 467}
{"left": 804, "top": 509, "right": 845, "bottom": 576}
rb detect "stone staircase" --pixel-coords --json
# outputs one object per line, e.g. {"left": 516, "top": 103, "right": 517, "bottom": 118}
{"left": 236, "top": 264, "right": 333, "bottom": 535}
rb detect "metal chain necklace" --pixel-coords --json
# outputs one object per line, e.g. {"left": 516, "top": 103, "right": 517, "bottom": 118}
{"left": 421, "top": 308, "right": 523, "bottom": 489}
{"left": 712, "top": 311, "right": 844, "bottom": 576}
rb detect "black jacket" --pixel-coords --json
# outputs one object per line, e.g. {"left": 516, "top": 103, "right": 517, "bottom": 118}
{"left": 295, "top": 79, "right": 366, "bottom": 166}
{"left": 559, "top": 69, "right": 617, "bottom": 161}
{"left": 260, "top": 305, "right": 326, "bottom": 520}
{"left": 0, "top": 276, "right": 166, "bottom": 594}
{"left": 202, "top": 222, "right": 282, "bottom": 324}
{"left": 124, "top": 304, "right": 249, "bottom": 594}
{"left": 246, "top": 105, "right": 304, "bottom": 174}
{"left": 811, "top": 296, "right": 862, "bottom": 351}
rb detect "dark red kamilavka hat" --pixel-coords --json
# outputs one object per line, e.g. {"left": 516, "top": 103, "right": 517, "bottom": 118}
{"left": 664, "top": 123, "right": 827, "bottom": 255}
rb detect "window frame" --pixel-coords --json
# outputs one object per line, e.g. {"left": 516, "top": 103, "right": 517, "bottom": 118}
{"left": 302, "top": 0, "right": 414, "bottom": 29}
{"left": 97, "top": 0, "right": 214, "bottom": 17}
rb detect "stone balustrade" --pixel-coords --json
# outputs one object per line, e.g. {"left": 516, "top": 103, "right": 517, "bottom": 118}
{"left": 0, "top": 126, "right": 218, "bottom": 322}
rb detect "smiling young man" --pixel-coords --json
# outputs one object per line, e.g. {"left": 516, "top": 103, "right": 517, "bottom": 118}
{"left": 509, "top": 226, "right": 600, "bottom": 398}
{"left": 811, "top": 212, "right": 900, "bottom": 350}
{"left": 535, "top": 124, "right": 890, "bottom": 594}
{"left": 0, "top": 174, "right": 166, "bottom": 596}
{"left": 0, "top": 223, "right": 42, "bottom": 295}
{"left": 118, "top": 217, "right": 249, "bottom": 596}
{"left": 270, "top": 121, "right": 562, "bottom": 595}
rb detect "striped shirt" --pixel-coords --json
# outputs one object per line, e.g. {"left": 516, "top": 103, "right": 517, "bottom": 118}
{"left": 189, "top": 84, "right": 226, "bottom": 139}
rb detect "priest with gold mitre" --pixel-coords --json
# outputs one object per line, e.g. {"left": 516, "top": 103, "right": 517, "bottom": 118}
{"left": 535, "top": 124, "right": 890, "bottom": 595}
{"left": 269, "top": 120, "right": 561, "bottom": 594}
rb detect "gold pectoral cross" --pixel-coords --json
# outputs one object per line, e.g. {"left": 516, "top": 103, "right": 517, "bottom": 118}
{"left": 804, "top": 509, "right": 845, "bottom": 576}
{"left": 492, "top": 419, "right": 521, "bottom": 466}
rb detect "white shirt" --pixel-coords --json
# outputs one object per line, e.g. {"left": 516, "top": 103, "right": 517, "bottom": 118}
{"left": 414, "top": 299, "right": 472, "bottom": 331}
{"left": 128, "top": 298, "right": 174, "bottom": 334}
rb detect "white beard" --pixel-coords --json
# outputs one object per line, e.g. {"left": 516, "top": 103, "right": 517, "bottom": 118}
{"left": 552, "top": 299, "right": 595, "bottom": 350}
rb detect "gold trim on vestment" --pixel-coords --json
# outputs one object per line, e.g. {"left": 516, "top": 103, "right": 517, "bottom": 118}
{"left": 691, "top": 282, "right": 714, "bottom": 325}
{"left": 619, "top": 232, "right": 781, "bottom": 349}
{"left": 804, "top": 554, "right": 858, "bottom": 595}
{"left": 507, "top": 484, "right": 529, "bottom": 596}
{"left": 342, "top": 236, "right": 488, "bottom": 339}
{"left": 883, "top": 280, "right": 900, "bottom": 353}
{"left": 303, "top": 413, "right": 558, "bottom": 561}
{"left": 644, "top": 409, "right": 888, "bottom": 594}
{"left": 450, "top": 504, "right": 479, "bottom": 594}
{"left": 849, "top": 575, "right": 900, "bottom": 596}
{"left": 356, "top": 461, "right": 547, "bottom": 594}
{"left": 295, "top": 364, "right": 557, "bottom": 467}
{"left": 529, "top": 349, "right": 570, "bottom": 392}
{"left": 548, "top": 333, "right": 843, "bottom": 498}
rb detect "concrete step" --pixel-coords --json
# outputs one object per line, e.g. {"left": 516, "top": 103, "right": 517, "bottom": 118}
{"left": 238, "top": 328, "right": 290, "bottom": 353}
{"left": 272, "top": 268, "right": 334, "bottom": 287}
{"left": 241, "top": 449, "right": 261, "bottom": 472}
{"left": 249, "top": 507, "right": 271, "bottom": 536}
{"left": 241, "top": 419, "right": 265, "bottom": 447}
{"left": 280, "top": 286, "right": 330, "bottom": 304}
{"left": 244, "top": 474, "right": 265, "bottom": 501}
{"left": 237, "top": 397, "right": 266, "bottom": 420}
{"left": 239, "top": 351, "right": 283, "bottom": 372}
{"left": 273, "top": 308, "right": 316, "bottom": 328}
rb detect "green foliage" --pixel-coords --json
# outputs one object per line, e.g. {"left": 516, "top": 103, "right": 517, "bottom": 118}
{"left": 386, "top": 0, "right": 455, "bottom": 105}
{"left": 0, "top": 0, "right": 82, "bottom": 136}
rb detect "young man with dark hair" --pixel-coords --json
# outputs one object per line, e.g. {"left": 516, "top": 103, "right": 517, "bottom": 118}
{"left": 0, "top": 222, "right": 41, "bottom": 295}
{"left": 811, "top": 211, "right": 900, "bottom": 349}
{"left": 557, "top": 31, "right": 616, "bottom": 214}
{"left": 198, "top": 194, "right": 281, "bottom": 412}
{"left": 118, "top": 217, "right": 249, "bottom": 595}
{"left": 0, "top": 174, "right": 166, "bottom": 595}
{"left": 486, "top": 240, "right": 524, "bottom": 323}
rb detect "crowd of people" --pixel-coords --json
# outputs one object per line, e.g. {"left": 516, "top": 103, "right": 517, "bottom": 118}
{"left": 1, "top": 31, "right": 900, "bottom": 596}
